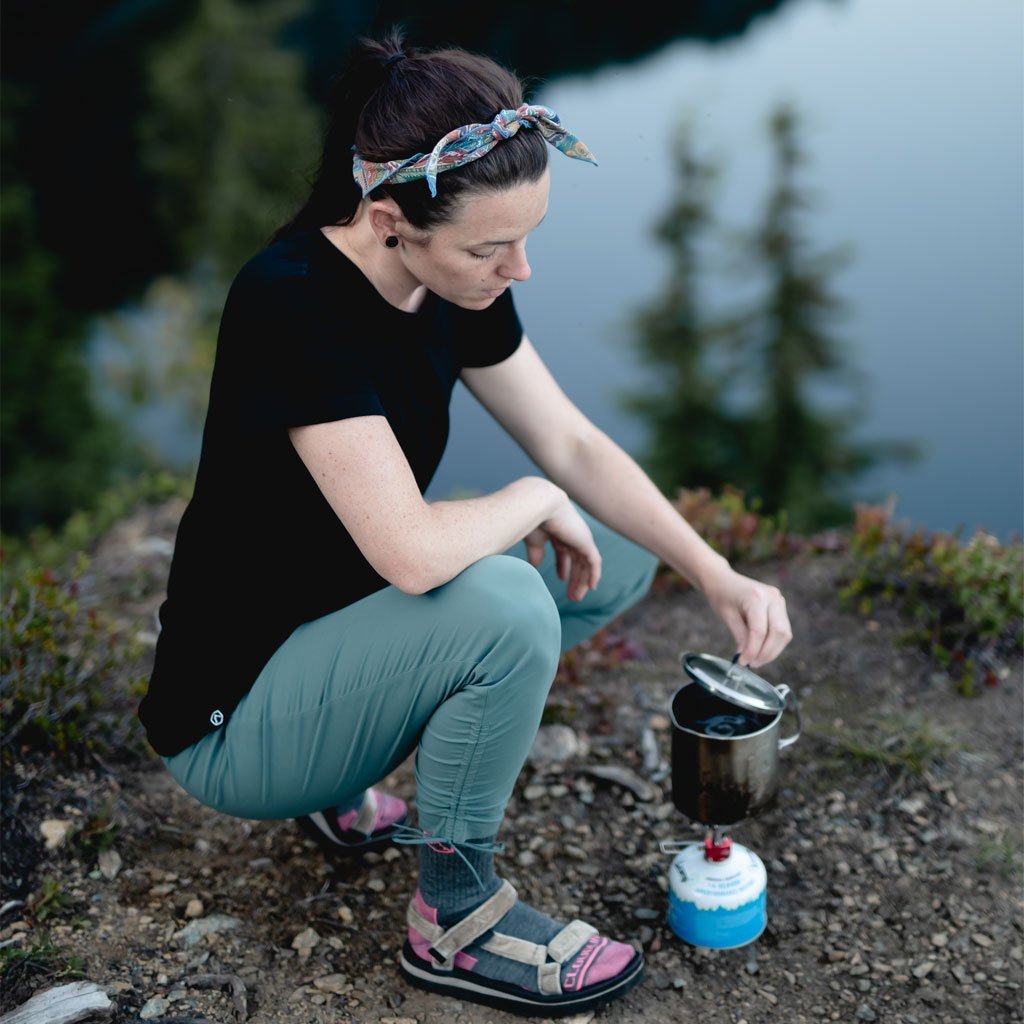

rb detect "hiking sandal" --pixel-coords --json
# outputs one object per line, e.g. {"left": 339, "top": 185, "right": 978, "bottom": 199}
{"left": 399, "top": 879, "right": 645, "bottom": 1017}
{"left": 296, "top": 788, "right": 409, "bottom": 856}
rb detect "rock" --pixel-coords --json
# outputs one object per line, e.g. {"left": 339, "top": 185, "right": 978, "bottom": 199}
{"left": 854, "top": 1005, "right": 877, "bottom": 1022}
{"left": 523, "top": 784, "right": 547, "bottom": 802}
{"left": 971, "top": 933, "right": 993, "bottom": 947}
{"left": 40, "top": 819, "right": 73, "bottom": 850}
{"left": 367, "top": 878, "right": 386, "bottom": 893}
{"left": 97, "top": 848, "right": 122, "bottom": 881}
{"left": 337, "top": 904, "right": 354, "bottom": 924}
{"left": 911, "top": 962, "right": 935, "bottom": 979}
{"left": 173, "top": 913, "right": 241, "bottom": 946}
{"left": 634, "top": 908, "right": 660, "bottom": 921}
{"left": 139, "top": 995, "right": 170, "bottom": 1019}
{"left": 930, "top": 932, "right": 948, "bottom": 947}
{"left": 312, "top": 974, "right": 349, "bottom": 994}
{"left": 292, "top": 927, "right": 320, "bottom": 958}
{"left": 897, "top": 796, "right": 927, "bottom": 815}
{"left": 184, "top": 898, "right": 204, "bottom": 919}
{"left": 528, "top": 725, "right": 585, "bottom": 764}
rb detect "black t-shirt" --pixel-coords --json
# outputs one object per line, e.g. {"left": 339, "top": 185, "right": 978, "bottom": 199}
{"left": 138, "top": 227, "right": 523, "bottom": 756}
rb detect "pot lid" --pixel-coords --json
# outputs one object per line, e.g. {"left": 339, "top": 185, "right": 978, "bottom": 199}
{"left": 680, "top": 652, "right": 785, "bottom": 715}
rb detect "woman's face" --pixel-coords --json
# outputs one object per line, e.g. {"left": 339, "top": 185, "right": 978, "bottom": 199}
{"left": 401, "top": 168, "right": 551, "bottom": 310}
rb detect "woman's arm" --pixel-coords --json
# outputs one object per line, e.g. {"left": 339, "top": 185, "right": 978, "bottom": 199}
{"left": 288, "top": 415, "right": 600, "bottom": 595}
{"left": 461, "top": 337, "right": 793, "bottom": 667}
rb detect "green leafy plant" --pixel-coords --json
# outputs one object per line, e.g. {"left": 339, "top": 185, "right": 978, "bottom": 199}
{"left": 1, "top": 470, "right": 190, "bottom": 577}
{"left": 819, "top": 710, "right": 955, "bottom": 778}
{"left": 0, "top": 930, "right": 85, "bottom": 1007}
{"left": 26, "top": 877, "right": 77, "bottom": 923}
{"left": 0, "top": 550, "right": 147, "bottom": 760}
{"left": 68, "top": 803, "right": 119, "bottom": 864}
{"left": 838, "top": 501, "right": 1023, "bottom": 695}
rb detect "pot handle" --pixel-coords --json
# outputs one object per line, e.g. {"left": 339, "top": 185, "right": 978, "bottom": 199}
{"left": 774, "top": 683, "right": 802, "bottom": 749}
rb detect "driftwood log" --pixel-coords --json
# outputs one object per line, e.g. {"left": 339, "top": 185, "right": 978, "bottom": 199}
{"left": 0, "top": 982, "right": 112, "bottom": 1024}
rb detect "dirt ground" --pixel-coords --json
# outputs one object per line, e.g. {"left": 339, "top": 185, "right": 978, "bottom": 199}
{"left": 2, "top": 498, "right": 1022, "bottom": 1024}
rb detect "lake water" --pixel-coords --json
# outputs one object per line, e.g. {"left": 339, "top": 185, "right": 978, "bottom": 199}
{"left": 94, "top": 0, "right": 1022, "bottom": 540}
{"left": 426, "top": 0, "right": 1023, "bottom": 540}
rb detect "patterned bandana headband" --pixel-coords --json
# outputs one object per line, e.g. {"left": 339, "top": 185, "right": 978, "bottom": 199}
{"left": 352, "top": 104, "right": 597, "bottom": 199}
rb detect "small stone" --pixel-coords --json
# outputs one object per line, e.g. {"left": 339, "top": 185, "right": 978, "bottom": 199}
{"left": 40, "top": 819, "right": 73, "bottom": 850}
{"left": 292, "top": 927, "right": 320, "bottom": 958}
{"left": 337, "top": 905, "right": 354, "bottom": 924}
{"left": 897, "top": 796, "right": 926, "bottom": 815}
{"left": 528, "top": 724, "right": 584, "bottom": 764}
{"left": 549, "top": 784, "right": 570, "bottom": 799}
{"left": 367, "top": 878, "right": 386, "bottom": 893}
{"left": 517, "top": 850, "right": 538, "bottom": 868}
{"left": 139, "top": 996, "right": 171, "bottom": 1019}
{"left": 971, "top": 933, "right": 993, "bottom": 947}
{"left": 634, "top": 908, "right": 660, "bottom": 920}
{"left": 380, "top": 1019, "right": 419, "bottom": 1024}
{"left": 672, "top": 976, "right": 687, "bottom": 989}
{"left": 930, "top": 932, "right": 948, "bottom": 948}
{"left": 173, "top": 913, "right": 241, "bottom": 946}
{"left": 98, "top": 848, "right": 122, "bottom": 880}
{"left": 854, "top": 1005, "right": 877, "bottom": 1022}
{"left": 149, "top": 883, "right": 176, "bottom": 896}
{"left": 911, "top": 962, "right": 935, "bottom": 979}
{"left": 185, "top": 898, "right": 204, "bottom": 919}
{"left": 312, "top": 974, "right": 349, "bottom": 994}
{"left": 523, "top": 784, "right": 546, "bottom": 801}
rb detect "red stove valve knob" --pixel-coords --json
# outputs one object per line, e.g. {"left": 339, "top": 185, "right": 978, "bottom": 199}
{"left": 704, "top": 835, "right": 732, "bottom": 862}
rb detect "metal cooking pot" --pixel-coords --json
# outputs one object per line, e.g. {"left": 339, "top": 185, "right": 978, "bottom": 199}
{"left": 670, "top": 652, "right": 801, "bottom": 826}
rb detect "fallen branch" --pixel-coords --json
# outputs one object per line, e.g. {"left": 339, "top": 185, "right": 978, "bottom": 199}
{"left": 0, "top": 981, "right": 112, "bottom": 1024}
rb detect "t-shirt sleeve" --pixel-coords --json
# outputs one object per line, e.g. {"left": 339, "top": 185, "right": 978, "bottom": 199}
{"left": 450, "top": 288, "right": 524, "bottom": 369}
{"left": 227, "top": 269, "right": 385, "bottom": 432}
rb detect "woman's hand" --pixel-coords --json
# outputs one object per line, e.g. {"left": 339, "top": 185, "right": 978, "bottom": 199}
{"left": 699, "top": 565, "right": 793, "bottom": 669}
{"left": 523, "top": 501, "right": 602, "bottom": 602}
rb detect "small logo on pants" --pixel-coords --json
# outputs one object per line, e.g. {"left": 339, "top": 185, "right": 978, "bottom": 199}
{"left": 210, "top": 709, "right": 224, "bottom": 726}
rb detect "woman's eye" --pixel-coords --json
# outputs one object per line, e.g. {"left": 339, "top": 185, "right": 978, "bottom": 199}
{"left": 471, "top": 250, "right": 497, "bottom": 260}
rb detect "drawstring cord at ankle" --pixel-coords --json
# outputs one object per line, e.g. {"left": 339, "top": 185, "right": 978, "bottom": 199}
{"left": 391, "top": 823, "right": 505, "bottom": 891}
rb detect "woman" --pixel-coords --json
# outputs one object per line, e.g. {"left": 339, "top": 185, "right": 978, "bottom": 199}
{"left": 139, "top": 29, "right": 793, "bottom": 1017}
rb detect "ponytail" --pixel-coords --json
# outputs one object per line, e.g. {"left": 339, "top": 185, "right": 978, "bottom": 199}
{"left": 269, "top": 29, "right": 547, "bottom": 242}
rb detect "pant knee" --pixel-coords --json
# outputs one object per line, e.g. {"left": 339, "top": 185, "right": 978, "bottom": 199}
{"left": 449, "top": 555, "right": 562, "bottom": 675}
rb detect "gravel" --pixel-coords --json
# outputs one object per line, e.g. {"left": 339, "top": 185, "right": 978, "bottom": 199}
{"left": 1, "top": 499, "right": 1021, "bottom": 1023}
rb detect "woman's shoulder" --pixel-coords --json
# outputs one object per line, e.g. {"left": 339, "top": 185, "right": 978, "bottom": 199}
{"left": 234, "top": 229, "right": 321, "bottom": 288}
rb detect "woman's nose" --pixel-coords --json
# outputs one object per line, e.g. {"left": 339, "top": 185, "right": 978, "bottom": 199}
{"left": 499, "top": 243, "right": 531, "bottom": 282}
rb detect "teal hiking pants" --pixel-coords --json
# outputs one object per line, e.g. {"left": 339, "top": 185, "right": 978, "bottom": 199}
{"left": 164, "top": 504, "right": 658, "bottom": 843}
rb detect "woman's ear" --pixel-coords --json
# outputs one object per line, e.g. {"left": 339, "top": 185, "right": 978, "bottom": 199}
{"left": 367, "top": 199, "right": 405, "bottom": 246}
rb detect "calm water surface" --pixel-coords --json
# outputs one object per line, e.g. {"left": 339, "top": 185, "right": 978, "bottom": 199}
{"left": 428, "top": 0, "right": 1023, "bottom": 539}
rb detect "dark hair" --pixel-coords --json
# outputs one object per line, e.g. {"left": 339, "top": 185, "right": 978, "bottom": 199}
{"left": 270, "top": 29, "right": 548, "bottom": 242}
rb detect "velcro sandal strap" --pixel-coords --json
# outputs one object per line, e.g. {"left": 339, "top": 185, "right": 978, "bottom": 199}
{"left": 353, "top": 789, "right": 379, "bottom": 834}
{"left": 547, "top": 919, "right": 599, "bottom": 963}
{"left": 429, "top": 879, "right": 518, "bottom": 964}
{"left": 537, "top": 960, "right": 563, "bottom": 995}
{"left": 482, "top": 931, "right": 547, "bottom": 966}
{"left": 406, "top": 903, "right": 444, "bottom": 944}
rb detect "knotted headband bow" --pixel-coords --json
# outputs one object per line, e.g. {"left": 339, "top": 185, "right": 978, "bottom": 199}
{"left": 352, "top": 104, "right": 597, "bottom": 199}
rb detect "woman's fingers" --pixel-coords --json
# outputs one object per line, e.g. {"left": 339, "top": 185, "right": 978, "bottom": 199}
{"left": 737, "top": 588, "right": 791, "bottom": 668}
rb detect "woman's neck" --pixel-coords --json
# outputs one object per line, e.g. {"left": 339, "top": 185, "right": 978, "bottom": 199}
{"left": 320, "top": 212, "right": 427, "bottom": 313}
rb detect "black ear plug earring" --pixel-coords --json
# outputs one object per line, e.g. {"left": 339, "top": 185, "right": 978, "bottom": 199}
{"left": 385, "top": 236, "right": 399, "bottom": 248}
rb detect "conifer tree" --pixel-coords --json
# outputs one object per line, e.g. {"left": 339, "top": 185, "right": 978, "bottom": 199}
{"left": 623, "top": 102, "right": 917, "bottom": 532}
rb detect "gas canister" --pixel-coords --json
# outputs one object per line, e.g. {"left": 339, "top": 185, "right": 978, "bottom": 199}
{"left": 665, "top": 836, "right": 767, "bottom": 949}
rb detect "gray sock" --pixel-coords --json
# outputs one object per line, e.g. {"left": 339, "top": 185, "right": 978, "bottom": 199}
{"left": 417, "top": 839, "right": 625, "bottom": 994}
